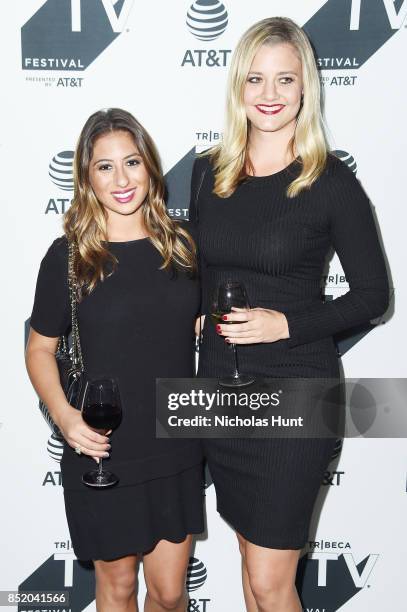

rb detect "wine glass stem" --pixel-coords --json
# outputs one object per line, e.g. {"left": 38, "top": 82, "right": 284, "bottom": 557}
{"left": 232, "top": 343, "right": 240, "bottom": 379}
{"left": 98, "top": 458, "right": 104, "bottom": 477}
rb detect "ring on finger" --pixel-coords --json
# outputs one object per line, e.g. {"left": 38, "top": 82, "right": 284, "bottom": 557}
{"left": 74, "top": 445, "right": 82, "bottom": 455}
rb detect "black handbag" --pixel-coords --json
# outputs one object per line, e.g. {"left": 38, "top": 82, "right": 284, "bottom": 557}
{"left": 39, "top": 242, "right": 86, "bottom": 438}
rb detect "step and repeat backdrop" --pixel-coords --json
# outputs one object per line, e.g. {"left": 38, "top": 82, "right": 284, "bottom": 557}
{"left": 1, "top": 1, "right": 406, "bottom": 611}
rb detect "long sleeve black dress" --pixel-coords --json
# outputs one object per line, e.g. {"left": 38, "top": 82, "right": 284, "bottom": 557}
{"left": 30, "top": 232, "right": 204, "bottom": 560}
{"left": 189, "top": 153, "right": 389, "bottom": 549}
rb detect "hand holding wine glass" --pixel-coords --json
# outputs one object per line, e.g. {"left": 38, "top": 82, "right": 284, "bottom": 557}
{"left": 56, "top": 404, "right": 111, "bottom": 460}
{"left": 212, "top": 281, "right": 255, "bottom": 387}
{"left": 216, "top": 306, "right": 290, "bottom": 344}
{"left": 81, "top": 378, "right": 122, "bottom": 488}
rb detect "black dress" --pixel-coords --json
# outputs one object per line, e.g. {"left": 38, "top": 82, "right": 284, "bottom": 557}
{"left": 30, "top": 234, "right": 204, "bottom": 560}
{"left": 189, "top": 154, "right": 389, "bottom": 549}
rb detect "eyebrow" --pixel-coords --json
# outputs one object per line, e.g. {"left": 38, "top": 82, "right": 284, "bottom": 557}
{"left": 248, "top": 70, "right": 298, "bottom": 76}
{"left": 93, "top": 152, "right": 141, "bottom": 166}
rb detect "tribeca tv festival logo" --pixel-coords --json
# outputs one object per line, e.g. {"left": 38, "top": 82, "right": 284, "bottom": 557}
{"left": 21, "top": 0, "right": 134, "bottom": 88}
{"left": 45, "top": 150, "right": 74, "bottom": 215}
{"left": 303, "top": 0, "right": 407, "bottom": 87}
{"left": 182, "top": 0, "right": 231, "bottom": 68}
{"left": 297, "top": 540, "right": 379, "bottom": 611}
{"left": 195, "top": 128, "right": 223, "bottom": 153}
{"left": 18, "top": 540, "right": 95, "bottom": 612}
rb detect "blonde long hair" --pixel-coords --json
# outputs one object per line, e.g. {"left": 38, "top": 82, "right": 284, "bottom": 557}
{"left": 211, "top": 17, "right": 328, "bottom": 198}
{"left": 64, "top": 108, "right": 196, "bottom": 294}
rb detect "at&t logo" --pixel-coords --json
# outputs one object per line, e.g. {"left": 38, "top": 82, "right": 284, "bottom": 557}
{"left": 47, "top": 433, "right": 64, "bottom": 463}
{"left": 49, "top": 151, "right": 75, "bottom": 191}
{"left": 187, "top": 0, "right": 228, "bottom": 41}
{"left": 21, "top": 0, "right": 134, "bottom": 71}
{"left": 187, "top": 557, "right": 207, "bottom": 591}
{"left": 322, "top": 438, "right": 345, "bottom": 487}
{"left": 187, "top": 557, "right": 210, "bottom": 611}
{"left": 332, "top": 150, "right": 357, "bottom": 174}
{"left": 46, "top": 150, "right": 74, "bottom": 214}
{"left": 181, "top": 0, "right": 231, "bottom": 68}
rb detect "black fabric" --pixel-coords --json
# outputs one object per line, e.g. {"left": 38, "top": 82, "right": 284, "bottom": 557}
{"left": 31, "top": 232, "right": 204, "bottom": 558}
{"left": 190, "top": 153, "right": 389, "bottom": 548}
{"left": 64, "top": 463, "right": 205, "bottom": 561}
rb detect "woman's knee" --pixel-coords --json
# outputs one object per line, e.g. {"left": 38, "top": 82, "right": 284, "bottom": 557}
{"left": 95, "top": 558, "right": 137, "bottom": 604}
{"left": 248, "top": 572, "right": 286, "bottom": 603}
{"left": 147, "top": 583, "right": 186, "bottom": 610}
{"left": 246, "top": 555, "right": 298, "bottom": 604}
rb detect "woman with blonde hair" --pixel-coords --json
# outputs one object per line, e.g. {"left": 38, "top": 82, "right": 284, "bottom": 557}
{"left": 190, "top": 17, "right": 389, "bottom": 612}
{"left": 26, "top": 108, "right": 204, "bottom": 612}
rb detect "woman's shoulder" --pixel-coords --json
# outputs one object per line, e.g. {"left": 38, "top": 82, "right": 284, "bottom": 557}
{"left": 40, "top": 235, "right": 69, "bottom": 268}
{"left": 48, "top": 234, "right": 68, "bottom": 252}
{"left": 314, "top": 153, "right": 370, "bottom": 219}
{"left": 191, "top": 151, "right": 214, "bottom": 180}
{"left": 321, "top": 152, "right": 359, "bottom": 185}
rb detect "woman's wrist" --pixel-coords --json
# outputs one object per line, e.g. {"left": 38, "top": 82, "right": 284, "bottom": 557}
{"left": 49, "top": 401, "right": 74, "bottom": 431}
{"left": 277, "top": 311, "right": 290, "bottom": 340}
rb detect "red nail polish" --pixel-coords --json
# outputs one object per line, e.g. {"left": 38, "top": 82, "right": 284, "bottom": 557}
{"left": 222, "top": 315, "right": 228, "bottom": 321}
{"left": 216, "top": 324, "right": 221, "bottom": 331}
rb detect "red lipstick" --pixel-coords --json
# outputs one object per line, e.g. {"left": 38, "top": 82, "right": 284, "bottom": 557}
{"left": 255, "top": 104, "right": 285, "bottom": 115}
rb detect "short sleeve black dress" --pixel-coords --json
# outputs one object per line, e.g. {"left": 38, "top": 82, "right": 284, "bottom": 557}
{"left": 30, "top": 232, "right": 204, "bottom": 561}
{"left": 189, "top": 154, "right": 389, "bottom": 549}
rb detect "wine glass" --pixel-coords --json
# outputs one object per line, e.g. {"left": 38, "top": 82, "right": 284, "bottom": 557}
{"left": 81, "top": 378, "right": 122, "bottom": 488}
{"left": 212, "top": 281, "right": 255, "bottom": 388}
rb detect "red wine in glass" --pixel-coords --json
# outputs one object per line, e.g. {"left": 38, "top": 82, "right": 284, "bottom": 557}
{"left": 212, "top": 281, "right": 255, "bottom": 388}
{"left": 81, "top": 378, "right": 122, "bottom": 488}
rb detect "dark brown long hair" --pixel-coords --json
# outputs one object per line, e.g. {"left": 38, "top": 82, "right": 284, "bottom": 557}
{"left": 64, "top": 108, "right": 196, "bottom": 293}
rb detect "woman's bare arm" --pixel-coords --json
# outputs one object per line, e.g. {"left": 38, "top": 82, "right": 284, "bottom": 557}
{"left": 25, "top": 328, "right": 110, "bottom": 459}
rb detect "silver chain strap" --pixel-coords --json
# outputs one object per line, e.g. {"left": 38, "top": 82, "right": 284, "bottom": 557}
{"left": 68, "top": 242, "right": 84, "bottom": 372}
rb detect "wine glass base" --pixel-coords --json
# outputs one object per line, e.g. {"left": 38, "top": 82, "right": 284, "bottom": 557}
{"left": 219, "top": 375, "right": 255, "bottom": 388}
{"left": 82, "top": 470, "right": 119, "bottom": 488}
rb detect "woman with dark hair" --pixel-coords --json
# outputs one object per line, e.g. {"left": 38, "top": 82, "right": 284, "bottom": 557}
{"left": 190, "top": 17, "right": 389, "bottom": 612}
{"left": 26, "top": 108, "right": 204, "bottom": 612}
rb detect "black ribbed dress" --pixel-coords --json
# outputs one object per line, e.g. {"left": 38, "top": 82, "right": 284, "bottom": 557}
{"left": 30, "top": 233, "right": 204, "bottom": 560}
{"left": 189, "top": 154, "right": 389, "bottom": 549}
